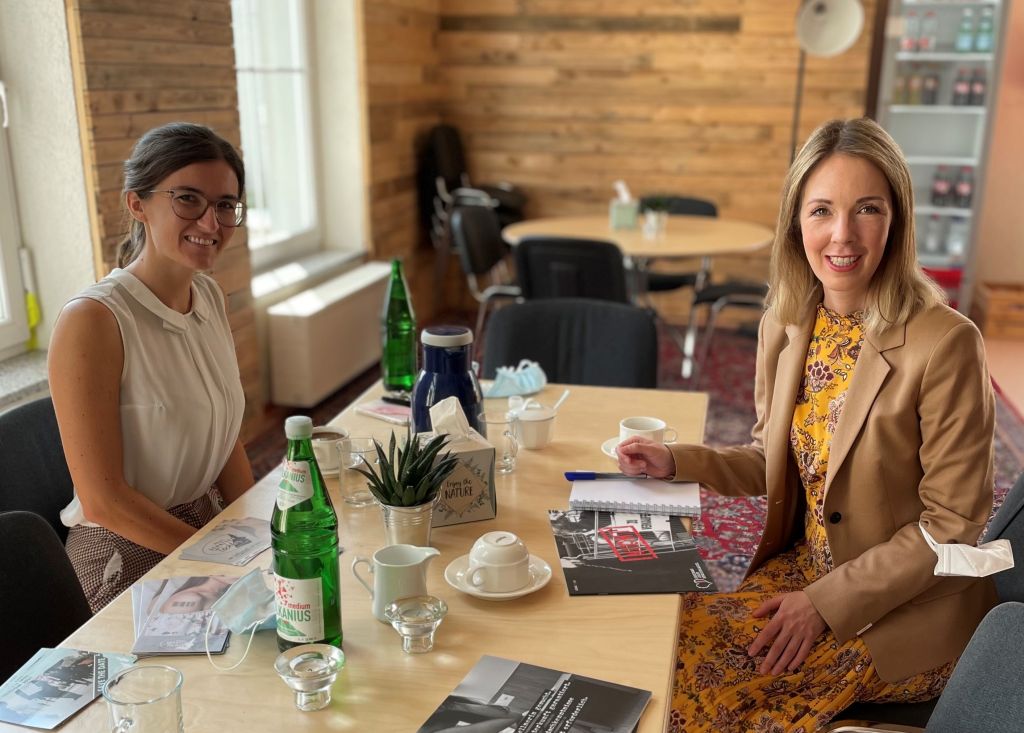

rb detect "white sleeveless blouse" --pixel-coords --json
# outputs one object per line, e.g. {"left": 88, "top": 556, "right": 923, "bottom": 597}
{"left": 59, "top": 269, "right": 245, "bottom": 528}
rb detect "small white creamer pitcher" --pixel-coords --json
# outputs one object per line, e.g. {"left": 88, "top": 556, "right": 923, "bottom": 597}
{"left": 352, "top": 544, "right": 440, "bottom": 622}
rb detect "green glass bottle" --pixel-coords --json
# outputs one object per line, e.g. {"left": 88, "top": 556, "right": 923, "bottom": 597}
{"left": 381, "top": 258, "right": 417, "bottom": 395}
{"left": 271, "top": 416, "right": 343, "bottom": 651}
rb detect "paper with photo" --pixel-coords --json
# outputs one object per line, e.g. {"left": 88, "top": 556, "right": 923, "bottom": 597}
{"left": 131, "top": 575, "right": 238, "bottom": 656}
{"left": 179, "top": 516, "right": 271, "bottom": 566}
{"left": 0, "top": 648, "right": 135, "bottom": 730}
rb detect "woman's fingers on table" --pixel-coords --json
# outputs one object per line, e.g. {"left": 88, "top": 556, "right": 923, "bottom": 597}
{"left": 616, "top": 437, "right": 675, "bottom": 478}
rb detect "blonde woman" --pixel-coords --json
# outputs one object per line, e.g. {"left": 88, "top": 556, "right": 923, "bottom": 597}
{"left": 50, "top": 123, "right": 254, "bottom": 613}
{"left": 619, "top": 118, "right": 996, "bottom": 730}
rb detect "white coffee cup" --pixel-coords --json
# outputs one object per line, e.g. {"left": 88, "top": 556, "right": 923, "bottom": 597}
{"left": 619, "top": 416, "right": 677, "bottom": 445}
{"left": 311, "top": 426, "right": 349, "bottom": 473}
{"left": 518, "top": 407, "right": 556, "bottom": 450}
{"left": 466, "top": 531, "right": 531, "bottom": 593}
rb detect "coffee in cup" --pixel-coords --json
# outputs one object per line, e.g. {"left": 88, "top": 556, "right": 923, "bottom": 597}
{"left": 466, "top": 531, "right": 531, "bottom": 593}
{"left": 618, "top": 416, "right": 677, "bottom": 445}
{"left": 311, "top": 426, "right": 349, "bottom": 473}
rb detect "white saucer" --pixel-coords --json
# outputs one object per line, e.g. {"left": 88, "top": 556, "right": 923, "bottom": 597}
{"left": 601, "top": 437, "right": 621, "bottom": 460}
{"left": 444, "top": 554, "right": 552, "bottom": 601}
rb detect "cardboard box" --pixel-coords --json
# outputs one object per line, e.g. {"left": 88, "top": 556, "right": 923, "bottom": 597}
{"left": 428, "top": 428, "right": 497, "bottom": 528}
{"left": 972, "top": 283, "right": 1024, "bottom": 340}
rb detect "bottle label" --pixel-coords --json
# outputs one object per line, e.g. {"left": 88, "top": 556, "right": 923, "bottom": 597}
{"left": 277, "top": 460, "right": 314, "bottom": 510}
{"left": 274, "top": 575, "right": 324, "bottom": 643}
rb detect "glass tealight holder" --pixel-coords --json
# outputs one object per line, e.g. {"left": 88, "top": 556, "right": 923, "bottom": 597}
{"left": 384, "top": 595, "right": 448, "bottom": 654}
{"left": 273, "top": 644, "right": 345, "bottom": 712}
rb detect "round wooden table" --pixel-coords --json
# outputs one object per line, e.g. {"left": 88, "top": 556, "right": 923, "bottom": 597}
{"left": 502, "top": 214, "right": 774, "bottom": 260}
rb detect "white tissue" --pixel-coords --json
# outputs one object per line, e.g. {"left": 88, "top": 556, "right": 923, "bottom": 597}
{"left": 919, "top": 523, "right": 1015, "bottom": 578}
{"left": 429, "top": 396, "right": 472, "bottom": 440}
{"left": 613, "top": 179, "right": 632, "bottom": 203}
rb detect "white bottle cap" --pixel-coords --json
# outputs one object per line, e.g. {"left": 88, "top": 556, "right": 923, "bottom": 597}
{"left": 285, "top": 415, "right": 313, "bottom": 439}
{"left": 421, "top": 325, "right": 473, "bottom": 347}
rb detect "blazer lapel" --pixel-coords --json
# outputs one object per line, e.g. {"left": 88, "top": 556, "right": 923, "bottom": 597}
{"left": 765, "top": 312, "right": 815, "bottom": 493}
{"left": 823, "top": 320, "right": 906, "bottom": 496}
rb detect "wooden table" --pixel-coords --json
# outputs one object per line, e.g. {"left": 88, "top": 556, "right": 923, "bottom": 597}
{"left": 9, "top": 383, "right": 707, "bottom": 733}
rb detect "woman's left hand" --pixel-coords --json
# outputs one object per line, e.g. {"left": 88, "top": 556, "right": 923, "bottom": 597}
{"left": 748, "top": 591, "right": 827, "bottom": 675}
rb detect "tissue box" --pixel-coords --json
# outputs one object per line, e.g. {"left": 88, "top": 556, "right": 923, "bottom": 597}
{"left": 609, "top": 199, "right": 638, "bottom": 230}
{"left": 428, "top": 428, "right": 496, "bottom": 527}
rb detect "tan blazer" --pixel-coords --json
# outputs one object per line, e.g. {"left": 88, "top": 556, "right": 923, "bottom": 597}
{"left": 670, "top": 301, "right": 997, "bottom": 682}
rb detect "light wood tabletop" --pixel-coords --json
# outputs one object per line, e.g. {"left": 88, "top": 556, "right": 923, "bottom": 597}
{"left": 7, "top": 383, "right": 708, "bottom": 733}
{"left": 502, "top": 214, "right": 773, "bottom": 260}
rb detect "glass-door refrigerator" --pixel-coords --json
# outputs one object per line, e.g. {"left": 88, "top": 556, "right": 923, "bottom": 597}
{"left": 873, "top": 0, "right": 1009, "bottom": 310}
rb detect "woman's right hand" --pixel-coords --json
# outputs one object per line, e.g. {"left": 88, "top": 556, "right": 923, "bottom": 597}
{"left": 616, "top": 436, "right": 676, "bottom": 479}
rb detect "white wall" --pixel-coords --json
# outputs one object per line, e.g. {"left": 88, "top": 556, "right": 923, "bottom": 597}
{"left": 0, "top": 0, "right": 93, "bottom": 349}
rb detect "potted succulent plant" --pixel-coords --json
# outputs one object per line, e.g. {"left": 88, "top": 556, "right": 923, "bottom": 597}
{"left": 353, "top": 431, "right": 459, "bottom": 547}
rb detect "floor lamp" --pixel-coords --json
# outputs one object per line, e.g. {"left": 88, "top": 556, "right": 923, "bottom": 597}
{"left": 791, "top": 0, "right": 865, "bottom": 163}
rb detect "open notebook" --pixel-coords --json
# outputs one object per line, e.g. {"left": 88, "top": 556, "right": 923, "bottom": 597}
{"left": 569, "top": 478, "right": 701, "bottom": 517}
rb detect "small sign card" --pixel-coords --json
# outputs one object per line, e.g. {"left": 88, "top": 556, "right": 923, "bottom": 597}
{"left": 179, "top": 516, "right": 271, "bottom": 566}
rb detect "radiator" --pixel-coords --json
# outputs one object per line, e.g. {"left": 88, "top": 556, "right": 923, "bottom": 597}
{"left": 267, "top": 261, "right": 390, "bottom": 407}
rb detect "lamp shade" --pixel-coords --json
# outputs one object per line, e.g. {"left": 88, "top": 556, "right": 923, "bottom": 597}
{"left": 796, "top": 0, "right": 864, "bottom": 57}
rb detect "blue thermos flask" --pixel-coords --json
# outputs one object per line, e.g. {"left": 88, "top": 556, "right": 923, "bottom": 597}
{"left": 411, "top": 326, "right": 482, "bottom": 434}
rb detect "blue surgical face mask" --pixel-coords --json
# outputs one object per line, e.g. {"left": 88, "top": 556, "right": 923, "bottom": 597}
{"left": 205, "top": 568, "right": 276, "bottom": 670}
{"left": 485, "top": 359, "right": 548, "bottom": 398}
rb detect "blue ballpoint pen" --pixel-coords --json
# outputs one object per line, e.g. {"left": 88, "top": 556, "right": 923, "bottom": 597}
{"left": 564, "top": 471, "right": 648, "bottom": 481}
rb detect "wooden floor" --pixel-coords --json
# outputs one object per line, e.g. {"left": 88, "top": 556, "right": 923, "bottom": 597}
{"left": 986, "top": 338, "right": 1024, "bottom": 416}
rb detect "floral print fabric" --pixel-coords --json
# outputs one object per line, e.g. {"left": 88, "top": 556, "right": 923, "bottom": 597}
{"left": 670, "top": 305, "right": 954, "bottom": 731}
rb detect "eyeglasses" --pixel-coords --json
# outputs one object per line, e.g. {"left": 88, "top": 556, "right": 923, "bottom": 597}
{"left": 149, "top": 189, "right": 247, "bottom": 227}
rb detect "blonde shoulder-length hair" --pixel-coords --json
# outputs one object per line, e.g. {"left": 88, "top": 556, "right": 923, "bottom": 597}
{"left": 768, "top": 117, "right": 944, "bottom": 333}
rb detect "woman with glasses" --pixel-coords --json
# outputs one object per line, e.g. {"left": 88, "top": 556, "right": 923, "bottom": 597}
{"left": 49, "top": 122, "right": 254, "bottom": 612}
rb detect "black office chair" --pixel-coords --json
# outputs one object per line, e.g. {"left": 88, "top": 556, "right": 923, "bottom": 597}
{"left": 826, "top": 470, "right": 1024, "bottom": 731}
{"left": 0, "top": 397, "right": 76, "bottom": 543}
{"left": 449, "top": 205, "right": 522, "bottom": 345}
{"left": 0, "top": 511, "right": 92, "bottom": 681}
{"left": 481, "top": 299, "right": 658, "bottom": 389}
{"left": 514, "top": 238, "right": 630, "bottom": 303}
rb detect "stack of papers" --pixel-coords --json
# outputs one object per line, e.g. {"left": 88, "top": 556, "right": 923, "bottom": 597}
{"left": 178, "top": 517, "right": 271, "bottom": 566}
{"left": 131, "top": 575, "right": 239, "bottom": 656}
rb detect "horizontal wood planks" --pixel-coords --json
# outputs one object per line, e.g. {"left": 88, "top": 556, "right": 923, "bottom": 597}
{"left": 65, "top": 0, "right": 264, "bottom": 431}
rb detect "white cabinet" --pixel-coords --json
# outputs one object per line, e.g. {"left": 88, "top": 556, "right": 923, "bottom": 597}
{"left": 874, "top": 0, "right": 1008, "bottom": 309}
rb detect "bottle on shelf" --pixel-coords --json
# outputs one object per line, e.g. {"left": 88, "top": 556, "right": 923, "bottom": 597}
{"left": 919, "top": 12, "right": 939, "bottom": 54}
{"left": 945, "top": 217, "right": 970, "bottom": 262}
{"left": 892, "top": 73, "right": 907, "bottom": 105}
{"left": 952, "top": 68, "right": 971, "bottom": 106}
{"left": 931, "top": 166, "right": 953, "bottom": 207}
{"left": 923, "top": 215, "right": 945, "bottom": 255}
{"left": 907, "top": 70, "right": 924, "bottom": 106}
{"left": 955, "top": 9, "right": 975, "bottom": 53}
{"left": 901, "top": 11, "right": 920, "bottom": 53}
{"left": 954, "top": 167, "right": 974, "bottom": 209}
{"left": 975, "top": 7, "right": 994, "bottom": 53}
{"left": 380, "top": 258, "right": 418, "bottom": 396}
{"left": 969, "top": 68, "right": 987, "bottom": 106}
{"left": 922, "top": 69, "right": 940, "bottom": 105}
{"left": 272, "top": 416, "right": 343, "bottom": 652}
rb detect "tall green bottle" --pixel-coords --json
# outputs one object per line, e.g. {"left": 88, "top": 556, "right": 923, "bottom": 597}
{"left": 381, "top": 258, "right": 417, "bottom": 394}
{"left": 271, "top": 416, "right": 343, "bottom": 651}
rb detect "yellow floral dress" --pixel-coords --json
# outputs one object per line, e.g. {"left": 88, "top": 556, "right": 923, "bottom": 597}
{"left": 670, "top": 305, "right": 954, "bottom": 732}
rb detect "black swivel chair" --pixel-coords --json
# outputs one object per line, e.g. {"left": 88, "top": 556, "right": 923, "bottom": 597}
{"left": 0, "top": 397, "right": 76, "bottom": 543}
{"left": 0, "top": 511, "right": 93, "bottom": 681}
{"left": 514, "top": 238, "right": 630, "bottom": 303}
{"left": 481, "top": 299, "right": 658, "bottom": 389}
{"left": 826, "top": 470, "right": 1024, "bottom": 731}
{"left": 449, "top": 205, "right": 522, "bottom": 346}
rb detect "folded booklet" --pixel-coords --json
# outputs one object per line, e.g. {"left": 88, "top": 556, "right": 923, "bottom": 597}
{"left": 179, "top": 516, "right": 271, "bottom": 566}
{"left": 0, "top": 648, "right": 135, "bottom": 730}
{"left": 569, "top": 478, "right": 701, "bottom": 517}
{"left": 549, "top": 509, "right": 716, "bottom": 595}
{"left": 131, "top": 575, "right": 238, "bottom": 656}
{"left": 355, "top": 398, "right": 411, "bottom": 425}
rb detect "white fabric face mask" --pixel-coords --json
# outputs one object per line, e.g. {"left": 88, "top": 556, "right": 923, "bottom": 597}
{"left": 919, "top": 523, "right": 1015, "bottom": 577}
{"left": 205, "top": 568, "right": 276, "bottom": 671}
{"left": 485, "top": 360, "right": 548, "bottom": 398}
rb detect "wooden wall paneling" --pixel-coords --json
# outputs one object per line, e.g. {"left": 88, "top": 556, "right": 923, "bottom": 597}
{"left": 64, "top": 0, "right": 264, "bottom": 433}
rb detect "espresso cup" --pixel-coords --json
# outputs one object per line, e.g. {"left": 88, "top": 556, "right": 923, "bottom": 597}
{"left": 619, "top": 416, "right": 677, "bottom": 445}
{"left": 518, "top": 407, "right": 556, "bottom": 450}
{"left": 311, "top": 426, "right": 349, "bottom": 473}
{"left": 466, "top": 531, "right": 531, "bottom": 593}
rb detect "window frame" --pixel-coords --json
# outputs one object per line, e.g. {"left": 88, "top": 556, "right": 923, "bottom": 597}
{"left": 0, "top": 80, "right": 28, "bottom": 359}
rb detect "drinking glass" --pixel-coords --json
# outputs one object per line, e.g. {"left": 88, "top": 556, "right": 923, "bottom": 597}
{"left": 103, "top": 665, "right": 183, "bottom": 733}
{"left": 337, "top": 437, "right": 378, "bottom": 507}
{"left": 478, "top": 410, "right": 520, "bottom": 474}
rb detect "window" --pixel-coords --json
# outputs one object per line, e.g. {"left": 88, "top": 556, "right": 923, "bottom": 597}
{"left": 232, "top": 0, "right": 318, "bottom": 271}
{"left": 0, "top": 79, "right": 28, "bottom": 358}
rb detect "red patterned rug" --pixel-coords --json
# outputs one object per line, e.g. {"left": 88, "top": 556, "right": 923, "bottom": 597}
{"left": 658, "top": 325, "right": 1024, "bottom": 591}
